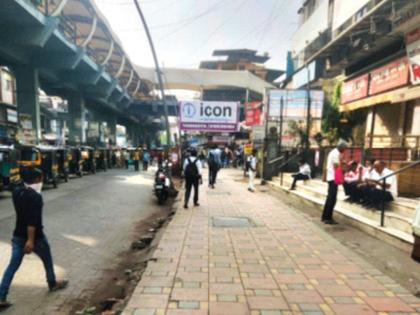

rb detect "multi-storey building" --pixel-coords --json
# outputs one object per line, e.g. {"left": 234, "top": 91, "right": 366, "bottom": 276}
{"left": 289, "top": 0, "right": 420, "bottom": 195}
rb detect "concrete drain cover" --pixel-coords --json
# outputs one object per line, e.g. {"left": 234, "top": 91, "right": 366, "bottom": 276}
{"left": 212, "top": 216, "right": 255, "bottom": 228}
{"left": 207, "top": 191, "right": 231, "bottom": 196}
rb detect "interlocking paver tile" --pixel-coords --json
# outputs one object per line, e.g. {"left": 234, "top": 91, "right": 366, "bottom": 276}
{"left": 362, "top": 297, "right": 415, "bottom": 312}
{"left": 121, "top": 170, "right": 420, "bottom": 315}
{"left": 247, "top": 296, "right": 289, "bottom": 310}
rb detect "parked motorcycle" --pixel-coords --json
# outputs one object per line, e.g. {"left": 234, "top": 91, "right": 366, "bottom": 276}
{"left": 154, "top": 161, "right": 172, "bottom": 204}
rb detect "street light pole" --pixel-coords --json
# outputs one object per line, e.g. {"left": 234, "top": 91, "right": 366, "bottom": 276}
{"left": 305, "top": 63, "right": 311, "bottom": 150}
{"left": 133, "top": 0, "right": 171, "bottom": 154}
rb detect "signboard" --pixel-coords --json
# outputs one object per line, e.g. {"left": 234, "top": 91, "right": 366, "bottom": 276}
{"left": 6, "top": 109, "right": 17, "bottom": 123}
{"left": 244, "top": 143, "right": 253, "bottom": 155}
{"left": 269, "top": 90, "right": 324, "bottom": 119}
{"left": 179, "top": 101, "right": 239, "bottom": 133}
{"left": 293, "top": 61, "right": 316, "bottom": 88}
{"left": 406, "top": 28, "right": 420, "bottom": 85}
{"left": 369, "top": 57, "right": 409, "bottom": 95}
{"left": 245, "top": 102, "right": 262, "bottom": 126}
{"left": 341, "top": 74, "right": 369, "bottom": 104}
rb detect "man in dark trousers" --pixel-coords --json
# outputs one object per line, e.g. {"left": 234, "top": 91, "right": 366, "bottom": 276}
{"left": 183, "top": 149, "right": 202, "bottom": 209}
{"left": 321, "top": 141, "right": 347, "bottom": 225}
{"left": 207, "top": 145, "right": 222, "bottom": 189}
{"left": 0, "top": 168, "right": 68, "bottom": 311}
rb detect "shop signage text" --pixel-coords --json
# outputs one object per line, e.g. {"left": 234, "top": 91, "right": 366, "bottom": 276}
{"left": 179, "top": 101, "right": 239, "bottom": 133}
{"left": 341, "top": 74, "right": 369, "bottom": 104}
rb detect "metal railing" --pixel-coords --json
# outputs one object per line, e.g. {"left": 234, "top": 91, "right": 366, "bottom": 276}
{"left": 379, "top": 160, "right": 420, "bottom": 227}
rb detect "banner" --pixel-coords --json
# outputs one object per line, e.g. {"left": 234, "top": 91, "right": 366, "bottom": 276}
{"left": 268, "top": 90, "right": 324, "bottom": 119}
{"left": 341, "top": 74, "right": 369, "bottom": 104}
{"left": 406, "top": 27, "right": 420, "bottom": 85}
{"left": 245, "top": 101, "right": 262, "bottom": 126}
{"left": 179, "top": 101, "right": 239, "bottom": 133}
{"left": 369, "top": 57, "right": 409, "bottom": 95}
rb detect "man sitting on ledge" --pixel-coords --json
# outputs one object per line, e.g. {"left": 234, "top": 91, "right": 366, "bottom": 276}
{"left": 290, "top": 159, "right": 311, "bottom": 190}
{"left": 362, "top": 161, "right": 397, "bottom": 210}
{"left": 343, "top": 161, "right": 364, "bottom": 202}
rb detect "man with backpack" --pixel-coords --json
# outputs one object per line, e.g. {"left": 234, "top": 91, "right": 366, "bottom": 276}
{"left": 183, "top": 148, "right": 202, "bottom": 209}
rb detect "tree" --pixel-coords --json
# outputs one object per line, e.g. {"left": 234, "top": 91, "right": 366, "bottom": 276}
{"left": 321, "top": 82, "right": 366, "bottom": 145}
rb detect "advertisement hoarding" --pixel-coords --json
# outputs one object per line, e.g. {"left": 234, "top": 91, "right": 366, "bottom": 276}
{"left": 406, "top": 27, "right": 420, "bottom": 85}
{"left": 245, "top": 101, "right": 262, "bottom": 126}
{"left": 268, "top": 90, "right": 324, "bottom": 119}
{"left": 179, "top": 101, "right": 239, "bottom": 133}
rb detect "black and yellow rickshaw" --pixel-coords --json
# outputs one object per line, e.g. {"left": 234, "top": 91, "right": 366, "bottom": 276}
{"left": 0, "top": 145, "right": 20, "bottom": 191}
{"left": 81, "top": 146, "right": 96, "bottom": 174}
{"left": 56, "top": 147, "right": 70, "bottom": 182}
{"left": 18, "top": 145, "right": 59, "bottom": 188}
{"left": 68, "top": 146, "right": 83, "bottom": 177}
{"left": 94, "top": 147, "right": 108, "bottom": 171}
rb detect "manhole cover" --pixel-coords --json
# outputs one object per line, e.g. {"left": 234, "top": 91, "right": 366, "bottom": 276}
{"left": 212, "top": 216, "right": 255, "bottom": 228}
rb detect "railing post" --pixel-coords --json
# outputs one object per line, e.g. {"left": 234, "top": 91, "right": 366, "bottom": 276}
{"left": 380, "top": 178, "right": 386, "bottom": 227}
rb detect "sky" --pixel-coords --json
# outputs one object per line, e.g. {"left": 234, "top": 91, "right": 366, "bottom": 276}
{"left": 94, "top": 0, "right": 302, "bottom": 71}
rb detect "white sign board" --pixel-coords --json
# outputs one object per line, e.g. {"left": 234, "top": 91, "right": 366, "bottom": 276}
{"left": 179, "top": 101, "right": 239, "bottom": 133}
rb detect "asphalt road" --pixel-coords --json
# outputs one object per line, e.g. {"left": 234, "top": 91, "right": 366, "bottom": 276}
{"left": 0, "top": 168, "right": 161, "bottom": 315}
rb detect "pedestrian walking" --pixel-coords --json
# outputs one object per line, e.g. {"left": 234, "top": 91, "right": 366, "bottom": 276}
{"left": 0, "top": 168, "right": 68, "bottom": 311}
{"left": 208, "top": 145, "right": 222, "bottom": 189}
{"left": 142, "top": 150, "right": 150, "bottom": 171}
{"left": 247, "top": 149, "right": 258, "bottom": 192}
{"left": 321, "top": 141, "right": 347, "bottom": 224}
{"left": 183, "top": 149, "right": 202, "bottom": 209}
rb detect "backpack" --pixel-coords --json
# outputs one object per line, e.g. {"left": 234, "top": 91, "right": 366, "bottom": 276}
{"left": 185, "top": 158, "right": 199, "bottom": 179}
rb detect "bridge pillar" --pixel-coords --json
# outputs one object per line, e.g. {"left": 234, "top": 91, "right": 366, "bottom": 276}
{"left": 15, "top": 66, "right": 41, "bottom": 143}
{"left": 107, "top": 115, "right": 117, "bottom": 147}
{"left": 68, "top": 94, "right": 86, "bottom": 145}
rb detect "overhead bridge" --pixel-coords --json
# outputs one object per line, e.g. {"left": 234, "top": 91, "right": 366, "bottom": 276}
{"left": 0, "top": 0, "right": 150, "bottom": 144}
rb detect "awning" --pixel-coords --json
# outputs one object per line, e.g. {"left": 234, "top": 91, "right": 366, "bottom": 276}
{"left": 339, "top": 85, "right": 420, "bottom": 112}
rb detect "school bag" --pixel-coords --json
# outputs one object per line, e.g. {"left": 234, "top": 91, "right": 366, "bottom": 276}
{"left": 185, "top": 158, "right": 199, "bottom": 179}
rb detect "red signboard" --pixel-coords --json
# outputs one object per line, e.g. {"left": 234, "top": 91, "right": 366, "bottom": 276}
{"left": 245, "top": 102, "right": 262, "bottom": 126}
{"left": 341, "top": 74, "right": 369, "bottom": 104}
{"left": 369, "top": 58, "right": 409, "bottom": 95}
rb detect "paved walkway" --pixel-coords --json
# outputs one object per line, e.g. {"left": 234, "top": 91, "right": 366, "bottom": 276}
{"left": 123, "top": 169, "right": 420, "bottom": 315}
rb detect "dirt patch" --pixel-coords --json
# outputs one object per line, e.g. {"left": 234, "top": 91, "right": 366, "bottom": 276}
{"left": 66, "top": 179, "right": 182, "bottom": 315}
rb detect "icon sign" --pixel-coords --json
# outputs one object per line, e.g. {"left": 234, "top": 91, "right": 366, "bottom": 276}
{"left": 183, "top": 103, "right": 196, "bottom": 118}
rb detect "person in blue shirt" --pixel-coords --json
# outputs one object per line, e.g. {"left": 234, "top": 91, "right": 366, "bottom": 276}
{"left": 207, "top": 145, "right": 222, "bottom": 189}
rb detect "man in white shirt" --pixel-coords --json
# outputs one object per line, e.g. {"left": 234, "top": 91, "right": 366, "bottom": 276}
{"left": 363, "top": 160, "right": 397, "bottom": 209}
{"left": 183, "top": 149, "right": 203, "bottom": 209}
{"left": 290, "top": 159, "right": 311, "bottom": 190}
{"left": 321, "top": 141, "right": 347, "bottom": 224}
{"left": 247, "top": 149, "right": 258, "bottom": 192}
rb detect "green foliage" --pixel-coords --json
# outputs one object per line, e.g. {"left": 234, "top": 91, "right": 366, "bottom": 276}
{"left": 321, "top": 82, "right": 366, "bottom": 145}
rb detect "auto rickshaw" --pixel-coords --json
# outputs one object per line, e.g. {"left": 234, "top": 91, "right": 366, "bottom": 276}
{"left": 68, "top": 146, "right": 83, "bottom": 177}
{"left": 18, "top": 145, "right": 59, "bottom": 188}
{"left": 81, "top": 146, "right": 96, "bottom": 174}
{"left": 0, "top": 145, "right": 20, "bottom": 191}
{"left": 94, "top": 148, "right": 108, "bottom": 171}
{"left": 56, "top": 147, "right": 70, "bottom": 182}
